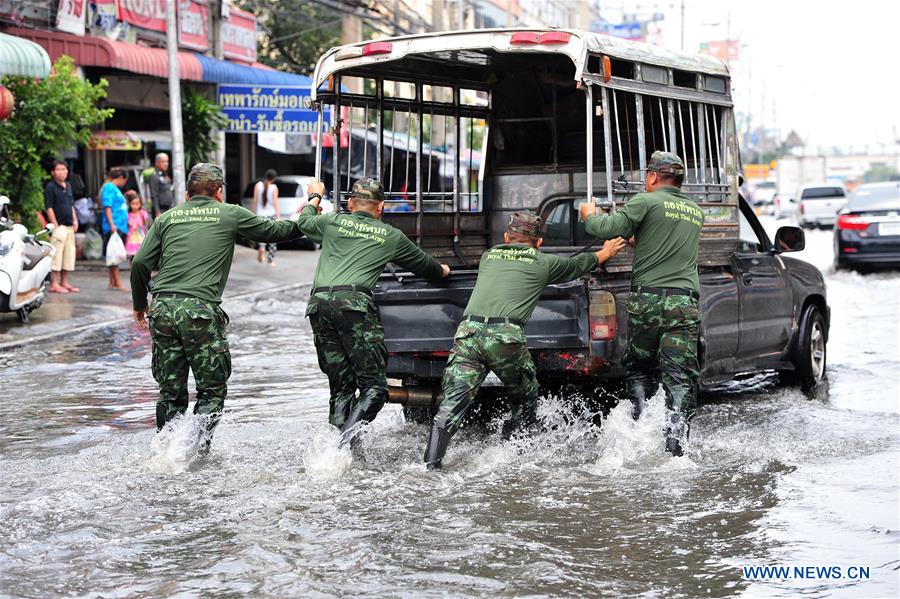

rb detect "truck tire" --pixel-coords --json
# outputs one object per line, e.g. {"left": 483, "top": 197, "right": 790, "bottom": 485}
{"left": 790, "top": 304, "right": 827, "bottom": 393}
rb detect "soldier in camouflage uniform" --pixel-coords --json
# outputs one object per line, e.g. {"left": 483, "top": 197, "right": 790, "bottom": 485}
{"left": 298, "top": 178, "right": 450, "bottom": 446}
{"left": 132, "top": 163, "right": 305, "bottom": 448}
{"left": 424, "top": 213, "right": 626, "bottom": 470}
{"left": 580, "top": 151, "right": 705, "bottom": 456}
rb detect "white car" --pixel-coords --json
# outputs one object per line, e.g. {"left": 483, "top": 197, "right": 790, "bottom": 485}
{"left": 751, "top": 180, "right": 777, "bottom": 213}
{"left": 796, "top": 184, "right": 847, "bottom": 228}
{"left": 239, "top": 175, "right": 333, "bottom": 249}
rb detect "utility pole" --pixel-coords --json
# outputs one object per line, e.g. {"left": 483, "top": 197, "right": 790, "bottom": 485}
{"left": 211, "top": 0, "right": 226, "bottom": 176}
{"left": 166, "top": 0, "right": 186, "bottom": 203}
{"left": 680, "top": 0, "right": 685, "bottom": 50}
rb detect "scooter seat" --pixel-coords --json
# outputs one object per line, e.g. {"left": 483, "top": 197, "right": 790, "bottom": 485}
{"left": 22, "top": 242, "right": 50, "bottom": 271}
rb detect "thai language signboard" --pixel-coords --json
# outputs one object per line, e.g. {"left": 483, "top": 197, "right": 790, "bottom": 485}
{"left": 222, "top": 7, "right": 257, "bottom": 64}
{"left": 217, "top": 85, "right": 327, "bottom": 134}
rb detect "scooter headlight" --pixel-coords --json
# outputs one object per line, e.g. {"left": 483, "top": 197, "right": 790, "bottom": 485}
{"left": 0, "top": 238, "right": 13, "bottom": 257}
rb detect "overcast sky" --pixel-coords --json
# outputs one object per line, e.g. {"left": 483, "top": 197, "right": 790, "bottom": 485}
{"left": 602, "top": 0, "right": 900, "bottom": 150}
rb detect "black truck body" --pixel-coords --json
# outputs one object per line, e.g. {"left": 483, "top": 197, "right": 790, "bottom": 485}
{"left": 309, "top": 29, "right": 831, "bottom": 405}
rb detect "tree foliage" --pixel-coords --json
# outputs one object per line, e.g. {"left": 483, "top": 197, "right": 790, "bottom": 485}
{"left": 237, "top": 0, "right": 343, "bottom": 75}
{"left": 0, "top": 56, "right": 113, "bottom": 230}
{"left": 181, "top": 89, "right": 228, "bottom": 172}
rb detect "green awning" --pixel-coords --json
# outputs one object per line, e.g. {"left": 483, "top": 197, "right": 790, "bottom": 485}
{"left": 0, "top": 32, "right": 52, "bottom": 78}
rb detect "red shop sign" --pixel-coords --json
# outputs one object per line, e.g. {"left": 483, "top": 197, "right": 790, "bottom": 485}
{"left": 178, "top": 0, "right": 208, "bottom": 52}
{"left": 118, "top": 0, "right": 166, "bottom": 33}
{"left": 222, "top": 7, "right": 257, "bottom": 64}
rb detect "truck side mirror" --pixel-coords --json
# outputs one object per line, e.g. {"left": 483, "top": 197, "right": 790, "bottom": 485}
{"left": 773, "top": 226, "right": 805, "bottom": 253}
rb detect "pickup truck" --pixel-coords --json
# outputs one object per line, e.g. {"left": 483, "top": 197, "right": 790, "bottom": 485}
{"left": 375, "top": 196, "right": 829, "bottom": 417}
{"left": 307, "top": 29, "right": 831, "bottom": 419}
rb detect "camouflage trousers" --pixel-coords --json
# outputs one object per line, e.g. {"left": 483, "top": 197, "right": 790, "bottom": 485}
{"left": 623, "top": 291, "right": 701, "bottom": 421}
{"left": 148, "top": 296, "right": 232, "bottom": 431}
{"left": 435, "top": 320, "right": 539, "bottom": 437}
{"left": 307, "top": 292, "right": 388, "bottom": 429}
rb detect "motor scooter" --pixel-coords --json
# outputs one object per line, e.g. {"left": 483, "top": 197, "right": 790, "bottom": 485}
{"left": 0, "top": 196, "right": 56, "bottom": 324}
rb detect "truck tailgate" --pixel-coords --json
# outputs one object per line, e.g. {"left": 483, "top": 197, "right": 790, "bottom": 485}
{"left": 375, "top": 272, "right": 590, "bottom": 353}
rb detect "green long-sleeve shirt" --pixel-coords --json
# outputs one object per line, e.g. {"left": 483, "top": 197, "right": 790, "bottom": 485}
{"left": 584, "top": 186, "right": 704, "bottom": 293}
{"left": 295, "top": 205, "right": 444, "bottom": 290}
{"left": 463, "top": 244, "right": 600, "bottom": 324}
{"left": 131, "top": 196, "right": 303, "bottom": 310}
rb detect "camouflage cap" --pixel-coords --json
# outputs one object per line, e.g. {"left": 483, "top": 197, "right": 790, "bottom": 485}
{"left": 187, "top": 163, "right": 224, "bottom": 184}
{"left": 507, "top": 211, "right": 543, "bottom": 238}
{"left": 350, "top": 177, "right": 384, "bottom": 202}
{"left": 646, "top": 151, "right": 685, "bottom": 175}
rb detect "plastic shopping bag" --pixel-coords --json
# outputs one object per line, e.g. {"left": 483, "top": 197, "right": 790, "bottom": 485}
{"left": 83, "top": 228, "right": 103, "bottom": 260}
{"left": 105, "top": 233, "right": 127, "bottom": 266}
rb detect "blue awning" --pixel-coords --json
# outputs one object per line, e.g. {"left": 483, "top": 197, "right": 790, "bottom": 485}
{"left": 194, "top": 54, "right": 312, "bottom": 86}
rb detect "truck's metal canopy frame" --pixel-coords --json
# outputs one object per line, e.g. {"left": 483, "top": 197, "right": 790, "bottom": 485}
{"left": 311, "top": 28, "right": 730, "bottom": 101}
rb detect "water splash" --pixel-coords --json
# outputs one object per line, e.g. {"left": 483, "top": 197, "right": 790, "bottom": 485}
{"left": 147, "top": 413, "right": 214, "bottom": 474}
{"left": 302, "top": 424, "right": 353, "bottom": 479}
{"left": 590, "top": 390, "right": 695, "bottom": 475}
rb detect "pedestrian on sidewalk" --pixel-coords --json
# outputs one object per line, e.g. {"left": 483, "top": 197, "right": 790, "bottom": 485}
{"left": 125, "top": 190, "right": 149, "bottom": 261}
{"left": 252, "top": 169, "right": 280, "bottom": 266}
{"left": 131, "top": 163, "right": 306, "bottom": 451}
{"left": 43, "top": 160, "right": 80, "bottom": 293}
{"left": 101, "top": 168, "right": 129, "bottom": 290}
{"left": 149, "top": 152, "right": 174, "bottom": 217}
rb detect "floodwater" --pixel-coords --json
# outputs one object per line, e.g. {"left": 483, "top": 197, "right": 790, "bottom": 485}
{"left": 1, "top": 223, "right": 898, "bottom": 598}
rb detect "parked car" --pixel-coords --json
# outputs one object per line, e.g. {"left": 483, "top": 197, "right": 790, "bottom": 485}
{"left": 834, "top": 181, "right": 900, "bottom": 269}
{"left": 773, "top": 193, "right": 796, "bottom": 220}
{"left": 751, "top": 180, "right": 777, "bottom": 213}
{"left": 239, "top": 175, "right": 322, "bottom": 249}
{"left": 796, "top": 184, "right": 846, "bottom": 228}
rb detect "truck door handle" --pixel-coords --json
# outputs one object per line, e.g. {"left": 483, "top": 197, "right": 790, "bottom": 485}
{"left": 741, "top": 273, "right": 753, "bottom": 285}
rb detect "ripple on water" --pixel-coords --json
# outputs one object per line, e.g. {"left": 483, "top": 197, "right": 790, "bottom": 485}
{"left": 0, "top": 289, "right": 898, "bottom": 597}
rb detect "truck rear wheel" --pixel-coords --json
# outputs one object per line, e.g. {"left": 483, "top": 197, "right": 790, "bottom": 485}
{"left": 789, "top": 304, "right": 827, "bottom": 394}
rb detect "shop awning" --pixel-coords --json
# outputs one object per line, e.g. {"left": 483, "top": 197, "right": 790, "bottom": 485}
{"left": 194, "top": 53, "right": 312, "bottom": 86}
{"left": 6, "top": 27, "right": 203, "bottom": 81}
{"left": 7, "top": 27, "right": 309, "bottom": 87}
{"left": 0, "top": 32, "right": 52, "bottom": 78}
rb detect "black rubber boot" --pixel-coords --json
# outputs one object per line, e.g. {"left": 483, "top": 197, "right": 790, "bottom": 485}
{"left": 339, "top": 411, "right": 369, "bottom": 449}
{"left": 156, "top": 404, "right": 169, "bottom": 432}
{"left": 424, "top": 426, "right": 451, "bottom": 470}
{"left": 664, "top": 411, "right": 689, "bottom": 457}
{"left": 627, "top": 375, "right": 654, "bottom": 421}
{"left": 197, "top": 412, "right": 221, "bottom": 455}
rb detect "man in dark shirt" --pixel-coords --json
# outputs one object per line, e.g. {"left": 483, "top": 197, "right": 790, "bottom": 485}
{"left": 43, "top": 160, "right": 79, "bottom": 293}
{"left": 148, "top": 152, "right": 175, "bottom": 216}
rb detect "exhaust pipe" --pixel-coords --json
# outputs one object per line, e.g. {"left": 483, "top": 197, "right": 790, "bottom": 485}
{"left": 387, "top": 386, "right": 442, "bottom": 407}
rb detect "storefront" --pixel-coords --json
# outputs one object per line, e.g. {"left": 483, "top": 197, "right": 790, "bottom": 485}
{"left": 2, "top": 1, "right": 315, "bottom": 205}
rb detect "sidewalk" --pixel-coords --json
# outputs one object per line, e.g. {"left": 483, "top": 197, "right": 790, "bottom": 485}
{"left": 0, "top": 245, "right": 320, "bottom": 349}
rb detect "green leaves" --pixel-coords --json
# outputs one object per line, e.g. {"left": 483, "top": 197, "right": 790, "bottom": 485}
{"left": 181, "top": 89, "right": 228, "bottom": 173}
{"left": 0, "top": 56, "right": 113, "bottom": 230}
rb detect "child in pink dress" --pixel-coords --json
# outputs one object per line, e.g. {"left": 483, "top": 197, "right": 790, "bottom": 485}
{"left": 125, "top": 191, "right": 150, "bottom": 258}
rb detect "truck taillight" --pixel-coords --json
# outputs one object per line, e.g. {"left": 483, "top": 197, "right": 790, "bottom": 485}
{"left": 836, "top": 214, "right": 868, "bottom": 231}
{"left": 799, "top": 203, "right": 805, "bottom": 215}
{"left": 589, "top": 290, "right": 617, "bottom": 341}
{"left": 362, "top": 41, "right": 393, "bottom": 56}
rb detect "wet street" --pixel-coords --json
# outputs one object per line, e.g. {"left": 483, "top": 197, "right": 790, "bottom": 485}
{"left": 1, "top": 221, "right": 897, "bottom": 598}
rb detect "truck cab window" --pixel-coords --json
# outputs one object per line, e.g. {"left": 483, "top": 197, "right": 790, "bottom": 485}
{"left": 738, "top": 210, "right": 762, "bottom": 252}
